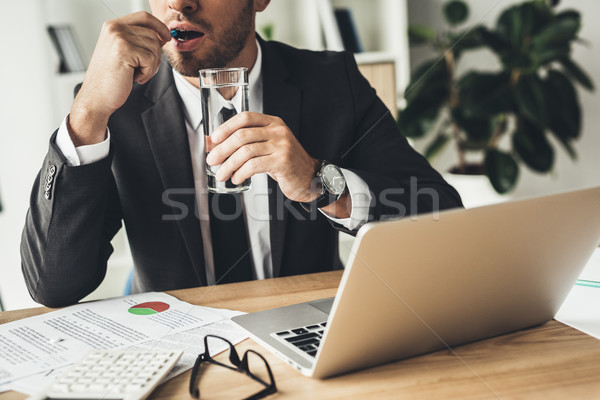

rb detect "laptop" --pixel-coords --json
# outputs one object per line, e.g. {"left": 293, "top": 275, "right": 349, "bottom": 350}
{"left": 231, "top": 186, "right": 600, "bottom": 378}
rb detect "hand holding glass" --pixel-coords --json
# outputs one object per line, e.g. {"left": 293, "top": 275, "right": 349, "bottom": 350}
{"left": 200, "top": 67, "right": 251, "bottom": 193}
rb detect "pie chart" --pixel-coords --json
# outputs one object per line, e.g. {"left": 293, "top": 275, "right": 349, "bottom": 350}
{"left": 128, "top": 301, "right": 170, "bottom": 315}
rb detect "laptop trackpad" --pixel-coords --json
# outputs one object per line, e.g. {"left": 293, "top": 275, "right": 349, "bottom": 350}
{"left": 308, "top": 297, "right": 334, "bottom": 315}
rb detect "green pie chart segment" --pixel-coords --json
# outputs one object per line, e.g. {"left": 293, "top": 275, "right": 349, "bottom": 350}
{"left": 128, "top": 301, "right": 170, "bottom": 315}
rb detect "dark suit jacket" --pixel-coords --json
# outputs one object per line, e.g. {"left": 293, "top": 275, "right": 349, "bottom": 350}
{"left": 21, "top": 39, "right": 462, "bottom": 307}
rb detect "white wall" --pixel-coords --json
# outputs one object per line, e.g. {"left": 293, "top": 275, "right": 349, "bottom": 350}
{"left": 256, "top": 0, "right": 324, "bottom": 50}
{"left": 407, "top": 0, "right": 600, "bottom": 198}
{"left": 0, "top": 0, "right": 55, "bottom": 311}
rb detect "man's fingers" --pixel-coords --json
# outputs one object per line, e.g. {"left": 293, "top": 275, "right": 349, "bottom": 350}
{"left": 124, "top": 40, "right": 162, "bottom": 84}
{"left": 207, "top": 127, "right": 267, "bottom": 165}
{"left": 230, "top": 156, "right": 273, "bottom": 185}
{"left": 211, "top": 112, "right": 273, "bottom": 143}
{"left": 119, "top": 11, "right": 171, "bottom": 43}
{"left": 215, "top": 142, "right": 273, "bottom": 182}
{"left": 132, "top": 49, "right": 161, "bottom": 84}
{"left": 126, "top": 25, "right": 164, "bottom": 51}
{"left": 113, "top": 26, "right": 163, "bottom": 84}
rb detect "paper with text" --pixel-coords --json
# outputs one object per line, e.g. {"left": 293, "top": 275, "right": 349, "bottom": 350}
{"left": 0, "top": 292, "right": 247, "bottom": 389}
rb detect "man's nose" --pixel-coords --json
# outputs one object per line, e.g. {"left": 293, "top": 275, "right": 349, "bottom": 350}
{"left": 168, "top": 0, "right": 198, "bottom": 13}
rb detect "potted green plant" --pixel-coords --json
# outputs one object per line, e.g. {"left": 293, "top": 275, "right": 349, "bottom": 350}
{"left": 399, "top": 0, "right": 594, "bottom": 194}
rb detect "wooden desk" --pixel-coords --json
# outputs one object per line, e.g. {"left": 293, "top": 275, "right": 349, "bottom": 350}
{"left": 2, "top": 271, "right": 600, "bottom": 399}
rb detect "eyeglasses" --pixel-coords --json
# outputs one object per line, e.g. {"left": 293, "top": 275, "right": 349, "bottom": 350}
{"left": 189, "top": 334, "right": 277, "bottom": 400}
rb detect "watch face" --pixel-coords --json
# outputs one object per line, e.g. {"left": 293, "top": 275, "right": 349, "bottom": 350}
{"left": 321, "top": 164, "right": 346, "bottom": 195}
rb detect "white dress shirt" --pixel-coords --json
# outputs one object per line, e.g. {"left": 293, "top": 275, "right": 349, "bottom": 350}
{"left": 55, "top": 41, "right": 372, "bottom": 284}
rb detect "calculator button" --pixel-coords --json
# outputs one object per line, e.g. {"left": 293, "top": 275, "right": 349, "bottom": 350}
{"left": 88, "top": 383, "right": 108, "bottom": 392}
{"left": 138, "top": 370, "right": 156, "bottom": 378}
{"left": 125, "top": 384, "right": 145, "bottom": 392}
{"left": 50, "top": 383, "right": 70, "bottom": 392}
{"left": 70, "top": 383, "right": 88, "bottom": 392}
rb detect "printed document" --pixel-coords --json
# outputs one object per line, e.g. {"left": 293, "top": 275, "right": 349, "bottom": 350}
{"left": 0, "top": 292, "right": 247, "bottom": 394}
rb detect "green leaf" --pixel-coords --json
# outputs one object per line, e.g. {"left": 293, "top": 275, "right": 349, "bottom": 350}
{"left": 531, "top": 43, "right": 570, "bottom": 66}
{"left": 477, "top": 27, "right": 510, "bottom": 54}
{"left": 545, "top": 70, "right": 581, "bottom": 139}
{"left": 404, "top": 59, "right": 449, "bottom": 103}
{"left": 408, "top": 25, "right": 436, "bottom": 45}
{"left": 443, "top": 1, "right": 469, "bottom": 26}
{"left": 531, "top": 10, "right": 581, "bottom": 48}
{"left": 543, "top": 70, "right": 580, "bottom": 160}
{"left": 451, "top": 107, "right": 494, "bottom": 143}
{"left": 260, "top": 24, "right": 274, "bottom": 41}
{"left": 496, "top": 3, "right": 537, "bottom": 49}
{"left": 459, "top": 72, "right": 513, "bottom": 118}
{"left": 553, "top": 134, "right": 578, "bottom": 160}
{"left": 401, "top": 60, "right": 450, "bottom": 138}
{"left": 398, "top": 85, "right": 447, "bottom": 139}
{"left": 559, "top": 57, "right": 595, "bottom": 91}
{"left": 496, "top": 6, "right": 519, "bottom": 47}
{"left": 549, "top": 0, "right": 561, "bottom": 7}
{"left": 512, "top": 118, "right": 554, "bottom": 173}
{"left": 555, "top": 10, "right": 582, "bottom": 31}
{"left": 450, "top": 26, "right": 487, "bottom": 59}
{"left": 514, "top": 74, "right": 548, "bottom": 128}
{"left": 424, "top": 133, "right": 451, "bottom": 160}
{"left": 500, "top": 52, "right": 535, "bottom": 71}
{"left": 484, "top": 149, "right": 519, "bottom": 194}
{"left": 397, "top": 102, "right": 440, "bottom": 139}
{"left": 494, "top": 2, "right": 557, "bottom": 70}
{"left": 529, "top": 11, "right": 580, "bottom": 67}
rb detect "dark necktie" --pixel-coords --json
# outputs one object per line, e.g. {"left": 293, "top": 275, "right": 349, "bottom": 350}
{"left": 208, "top": 107, "right": 253, "bottom": 284}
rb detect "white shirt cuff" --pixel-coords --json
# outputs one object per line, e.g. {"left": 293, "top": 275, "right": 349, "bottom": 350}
{"left": 56, "top": 115, "right": 110, "bottom": 166}
{"left": 320, "top": 168, "right": 372, "bottom": 231}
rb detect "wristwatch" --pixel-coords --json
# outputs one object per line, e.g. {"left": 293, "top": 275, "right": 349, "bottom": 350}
{"left": 301, "top": 161, "right": 347, "bottom": 211}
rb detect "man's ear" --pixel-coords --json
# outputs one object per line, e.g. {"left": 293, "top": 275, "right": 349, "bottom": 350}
{"left": 254, "top": 0, "right": 271, "bottom": 13}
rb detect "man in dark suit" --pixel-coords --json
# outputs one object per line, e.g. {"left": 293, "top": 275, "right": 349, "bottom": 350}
{"left": 21, "top": 0, "right": 462, "bottom": 307}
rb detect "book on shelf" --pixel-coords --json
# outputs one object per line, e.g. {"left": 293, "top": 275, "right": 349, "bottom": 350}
{"left": 334, "top": 8, "right": 363, "bottom": 53}
{"left": 47, "top": 25, "right": 86, "bottom": 73}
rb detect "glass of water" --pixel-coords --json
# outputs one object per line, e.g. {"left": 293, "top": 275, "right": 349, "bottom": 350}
{"left": 200, "top": 67, "right": 251, "bottom": 193}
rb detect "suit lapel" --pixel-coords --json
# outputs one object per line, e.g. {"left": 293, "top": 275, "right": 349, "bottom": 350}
{"left": 261, "top": 39, "right": 302, "bottom": 277}
{"left": 141, "top": 61, "right": 207, "bottom": 286}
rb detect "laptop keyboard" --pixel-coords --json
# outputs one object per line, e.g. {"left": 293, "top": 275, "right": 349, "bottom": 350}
{"left": 274, "top": 322, "right": 327, "bottom": 357}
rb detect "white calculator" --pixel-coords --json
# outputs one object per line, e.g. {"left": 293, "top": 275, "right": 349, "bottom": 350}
{"left": 27, "top": 349, "right": 183, "bottom": 400}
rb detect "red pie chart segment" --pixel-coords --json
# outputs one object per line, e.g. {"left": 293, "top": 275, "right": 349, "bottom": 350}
{"left": 128, "top": 301, "right": 170, "bottom": 315}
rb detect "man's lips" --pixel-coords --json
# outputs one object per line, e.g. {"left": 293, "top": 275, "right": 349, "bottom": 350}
{"left": 167, "top": 22, "right": 207, "bottom": 51}
{"left": 170, "top": 34, "right": 205, "bottom": 52}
